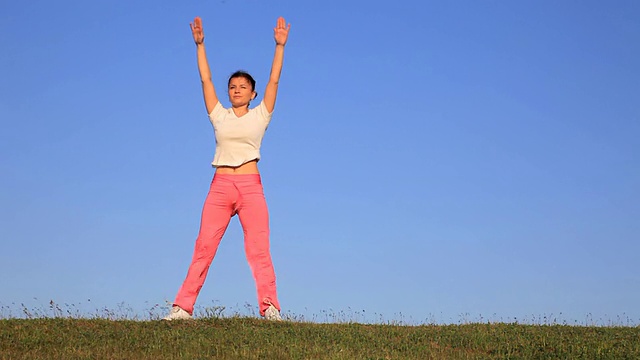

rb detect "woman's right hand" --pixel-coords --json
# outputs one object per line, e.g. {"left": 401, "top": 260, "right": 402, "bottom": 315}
{"left": 190, "top": 17, "right": 205, "bottom": 45}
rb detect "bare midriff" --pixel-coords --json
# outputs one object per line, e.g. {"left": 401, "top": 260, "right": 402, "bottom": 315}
{"left": 215, "top": 159, "right": 260, "bottom": 174}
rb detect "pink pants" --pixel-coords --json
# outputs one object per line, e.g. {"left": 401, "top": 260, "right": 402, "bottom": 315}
{"left": 173, "top": 174, "right": 280, "bottom": 316}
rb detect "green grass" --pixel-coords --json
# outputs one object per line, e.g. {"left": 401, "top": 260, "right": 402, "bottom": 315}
{"left": 2, "top": 316, "right": 639, "bottom": 359}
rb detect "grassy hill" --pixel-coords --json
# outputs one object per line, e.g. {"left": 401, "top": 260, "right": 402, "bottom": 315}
{"left": 2, "top": 316, "right": 639, "bottom": 359}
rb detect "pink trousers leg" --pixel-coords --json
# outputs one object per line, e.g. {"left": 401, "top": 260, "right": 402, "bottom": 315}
{"left": 235, "top": 176, "right": 280, "bottom": 316}
{"left": 173, "top": 177, "right": 233, "bottom": 315}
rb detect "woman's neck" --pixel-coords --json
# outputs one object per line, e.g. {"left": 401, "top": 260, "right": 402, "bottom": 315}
{"left": 232, "top": 105, "right": 249, "bottom": 117}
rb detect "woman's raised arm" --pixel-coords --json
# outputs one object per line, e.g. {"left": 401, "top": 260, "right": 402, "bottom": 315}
{"left": 263, "top": 17, "right": 291, "bottom": 113}
{"left": 190, "top": 17, "right": 219, "bottom": 114}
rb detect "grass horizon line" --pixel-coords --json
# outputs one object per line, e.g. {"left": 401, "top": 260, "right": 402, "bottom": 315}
{"left": 1, "top": 299, "right": 638, "bottom": 328}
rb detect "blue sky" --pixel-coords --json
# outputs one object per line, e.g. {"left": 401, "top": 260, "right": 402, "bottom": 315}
{"left": 1, "top": 0, "right": 639, "bottom": 324}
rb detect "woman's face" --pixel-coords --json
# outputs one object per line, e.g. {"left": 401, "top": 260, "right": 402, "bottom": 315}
{"left": 228, "top": 77, "right": 256, "bottom": 107}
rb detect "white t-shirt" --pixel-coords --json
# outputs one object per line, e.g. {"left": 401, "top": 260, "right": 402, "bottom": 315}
{"left": 208, "top": 101, "right": 273, "bottom": 167}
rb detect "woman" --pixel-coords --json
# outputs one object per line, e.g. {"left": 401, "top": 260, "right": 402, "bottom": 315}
{"left": 164, "top": 16, "right": 290, "bottom": 321}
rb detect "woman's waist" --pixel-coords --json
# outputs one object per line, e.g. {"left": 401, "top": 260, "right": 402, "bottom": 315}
{"left": 215, "top": 159, "right": 260, "bottom": 175}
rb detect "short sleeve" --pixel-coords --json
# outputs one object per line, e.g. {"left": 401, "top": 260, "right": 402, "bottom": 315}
{"left": 257, "top": 101, "right": 274, "bottom": 125}
{"left": 208, "top": 101, "right": 225, "bottom": 124}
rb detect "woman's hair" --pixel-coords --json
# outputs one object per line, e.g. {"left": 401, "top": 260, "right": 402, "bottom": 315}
{"left": 228, "top": 70, "right": 257, "bottom": 94}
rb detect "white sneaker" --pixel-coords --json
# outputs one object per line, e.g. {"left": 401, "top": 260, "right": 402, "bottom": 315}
{"left": 163, "top": 306, "right": 193, "bottom": 321}
{"left": 264, "top": 304, "right": 282, "bottom": 321}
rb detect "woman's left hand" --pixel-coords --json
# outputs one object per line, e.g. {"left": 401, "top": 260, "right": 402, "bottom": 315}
{"left": 274, "top": 17, "right": 291, "bottom": 46}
